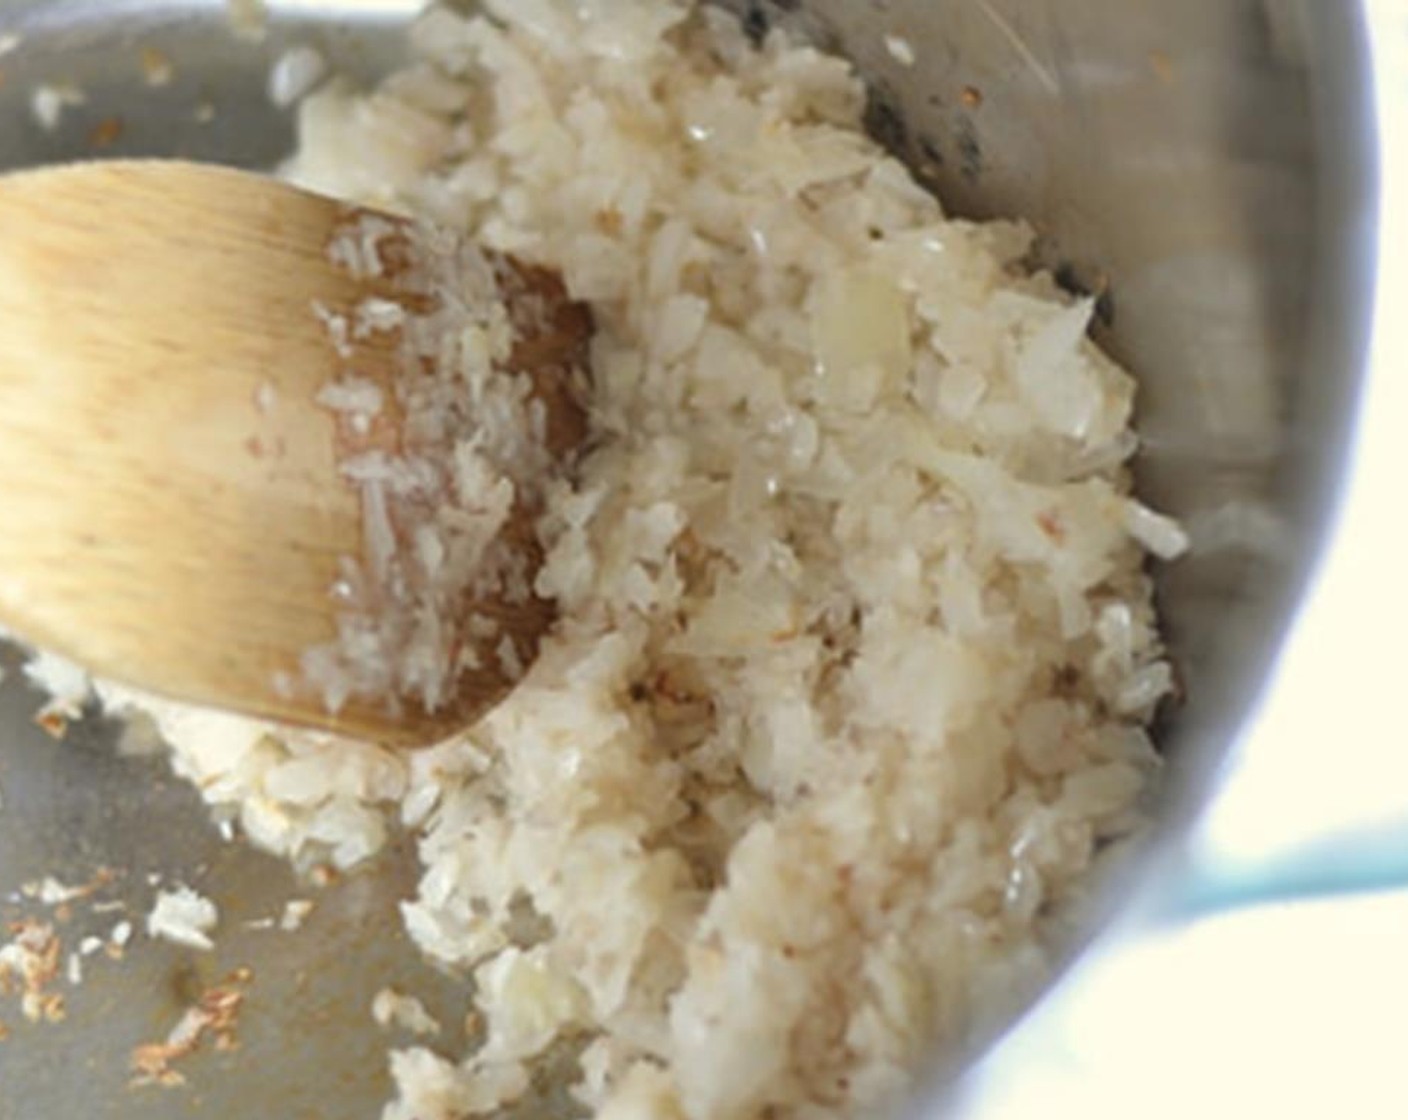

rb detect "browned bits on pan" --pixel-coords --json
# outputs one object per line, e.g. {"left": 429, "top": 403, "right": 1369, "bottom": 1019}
{"left": 88, "top": 116, "right": 125, "bottom": 150}
{"left": 33, "top": 709, "right": 68, "bottom": 739}
{"left": 129, "top": 970, "right": 253, "bottom": 1088}
{"left": 961, "top": 85, "right": 983, "bottom": 110}
{"left": 0, "top": 919, "right": 64, "bottom": 1025}
{"left": 140, "top": 46, "right": 175, "bottom": 87}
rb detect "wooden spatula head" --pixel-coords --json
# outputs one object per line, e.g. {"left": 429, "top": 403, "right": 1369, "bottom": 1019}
{"left": 0, "top": 160, "right": 591, "bottom": 746}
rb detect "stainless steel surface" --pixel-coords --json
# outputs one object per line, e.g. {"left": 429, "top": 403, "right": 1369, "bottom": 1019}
{"left": 0, "top": 1, "right": 1377, "bottom": 1117}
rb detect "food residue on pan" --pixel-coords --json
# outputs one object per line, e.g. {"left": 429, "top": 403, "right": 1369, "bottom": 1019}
{"left": 28, "top": 82, "right": 86, "bottom": 132}
{"left": 140, "top": 46, "right": 176, "bottom": 88}
{"left": 0, "top": 866, "right": 202, "bottom": 1044}
{"left": 16, "top": 1, "right": 1186, "bottom": 1117}
{"left": 107, "top": 920, "right": 134, "bottom": 960}
{"left": 24, "top": 649, "right": 89, "bottom": 738}
{"left": 18, "top": 869, "right": 117, "bottom": 907}
{"left": 267, "top": 45, "right": 327, "bottom": 108}
{"left": 129, "top": 968, "right": 252, "bottom": 1088}
{"left": 145, "top": 885, "right": 220, "bottom": 952}
{"left": 1149, "top": 49, "right": 1176, "bottom": 85}
{"left": 0, "top": 919, "right": 65, "bottom": 1025}
{"left": 884, "top": 34, "right": 916, "bottom": 68}
{"left": 224, "top": 0, "right": 269, "bottom": 43}
{"left": 87, "top": 116, "right": 125, "bottom": 150}
{"left": 279, "top": 898, "right": 314, "bottom": 932}
{"left": 372, "top": 987, "right": 441, "bottom": 1037}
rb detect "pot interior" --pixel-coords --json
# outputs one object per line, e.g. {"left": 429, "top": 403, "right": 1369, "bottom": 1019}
{"left": 0, "top": 2, "right": 1374, "bottom": 1117}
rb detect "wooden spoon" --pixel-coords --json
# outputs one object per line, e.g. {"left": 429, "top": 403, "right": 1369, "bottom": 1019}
{"left": 0, "top": 160, "right": 591, "bottom": 747}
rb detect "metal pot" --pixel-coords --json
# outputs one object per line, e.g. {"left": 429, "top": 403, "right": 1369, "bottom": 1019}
{"left": 0, "top": 2, "right": 1378, "bottom": 1117}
